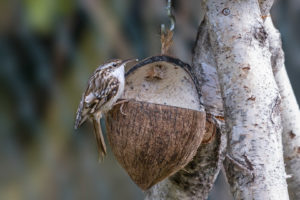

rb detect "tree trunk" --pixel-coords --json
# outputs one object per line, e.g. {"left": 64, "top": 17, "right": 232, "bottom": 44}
{"left": 205, "top": 0, "right": 288, "bottom": 199}
{"left": 145, "top": 0, "right": 295, "bottom": 199}
{"left": 265, "top": 17, "right": 300, "bottom": 200}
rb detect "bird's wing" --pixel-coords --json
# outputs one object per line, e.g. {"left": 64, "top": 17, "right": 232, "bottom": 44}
{"left": 74, "top": 71, "right": 120, "bottom": 129}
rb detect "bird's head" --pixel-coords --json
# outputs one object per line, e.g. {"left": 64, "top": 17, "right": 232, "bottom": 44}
{"left": 98, "top": 58, "right": 138, "bottom": 70}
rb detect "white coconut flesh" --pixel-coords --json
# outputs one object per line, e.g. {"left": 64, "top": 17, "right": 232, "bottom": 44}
{"left": 123, "top": 61, "right": 201, "bottom": 111}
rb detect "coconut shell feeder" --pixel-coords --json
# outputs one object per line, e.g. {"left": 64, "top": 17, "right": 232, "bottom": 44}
{"left": 105, "top": 55, "right": 206, "bottom": 190}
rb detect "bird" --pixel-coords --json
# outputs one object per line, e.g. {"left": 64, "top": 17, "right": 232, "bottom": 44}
{"left": 74, "top": 58, "right": 137, "bottom": 160}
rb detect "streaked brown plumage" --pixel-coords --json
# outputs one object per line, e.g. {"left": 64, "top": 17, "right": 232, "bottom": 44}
{"left": 74, "top": 59, "right": 136, "bottom": 160}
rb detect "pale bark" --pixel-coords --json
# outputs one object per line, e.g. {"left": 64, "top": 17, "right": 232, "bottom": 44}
{"left": 205, "top": 0, "right": 289, "bottom": 199}
{"left": 145, "top": 1, "right": 295, "bottom": 199}
{"left": 258, "top": 0, "right": 274, "bottom": 17}
{"left": 264, "top": 17, "right": 300, "bottom": 200}
{"left": 145, "top": 7, "right": 227, "bottom": 200}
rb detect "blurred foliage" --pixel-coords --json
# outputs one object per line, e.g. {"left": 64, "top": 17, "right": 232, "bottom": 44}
{"left": 0, "top": 0, "right": 299, "bottom": 200}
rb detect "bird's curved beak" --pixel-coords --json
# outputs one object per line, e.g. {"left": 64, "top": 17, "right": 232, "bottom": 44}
{"left": 121, "top": 58, "right": 139, "bottom": 65}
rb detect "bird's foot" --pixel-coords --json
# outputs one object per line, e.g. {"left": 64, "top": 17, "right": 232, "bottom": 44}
{"left": 113, "top": 99, "right": 134, "bottom": 115}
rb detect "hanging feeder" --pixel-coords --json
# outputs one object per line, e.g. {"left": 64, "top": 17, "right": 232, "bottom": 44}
{"left": 105, "top": 55, "right": 206, "bottom": 190}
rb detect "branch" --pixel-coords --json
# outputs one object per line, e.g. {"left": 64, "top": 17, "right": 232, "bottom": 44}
{"left": 205, "top": 0, "right": 289, "bottom": 199}
{"left": 265, "top": 16, "right": 300, "bottom": 200}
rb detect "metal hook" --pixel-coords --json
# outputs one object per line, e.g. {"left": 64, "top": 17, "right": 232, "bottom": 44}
{"left": 161, "top": 0, "right": 175, "bottom": 34}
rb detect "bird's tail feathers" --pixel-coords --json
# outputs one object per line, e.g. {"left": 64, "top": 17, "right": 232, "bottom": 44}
{"left": 92, "top": 117, "right": 107, "bottom": 161}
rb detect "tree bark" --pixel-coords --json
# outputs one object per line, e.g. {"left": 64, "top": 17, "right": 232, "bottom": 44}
{"left": 258, "top": 0, "right": 274, "bottom": 17}
{"left": 205, "top": 0, "right": 289, "bottom": 199}
{"left": 264, "top": 17, "right": 300, "bottom": 200}
{"left": 145, "top": 0, "right": 295, "bottom": 199}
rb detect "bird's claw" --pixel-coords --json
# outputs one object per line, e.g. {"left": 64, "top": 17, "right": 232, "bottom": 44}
{"left": 113, "top": 99, "right": 134, "bottom": 116}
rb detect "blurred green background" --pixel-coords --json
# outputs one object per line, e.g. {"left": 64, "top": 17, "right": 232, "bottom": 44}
{"left": 0, "top": 0, "right": 299, "bottom": 200}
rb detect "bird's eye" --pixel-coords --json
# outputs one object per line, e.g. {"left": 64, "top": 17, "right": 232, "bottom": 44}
{"left": 113, "top": 63, "right": 117, "bottom": 67}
